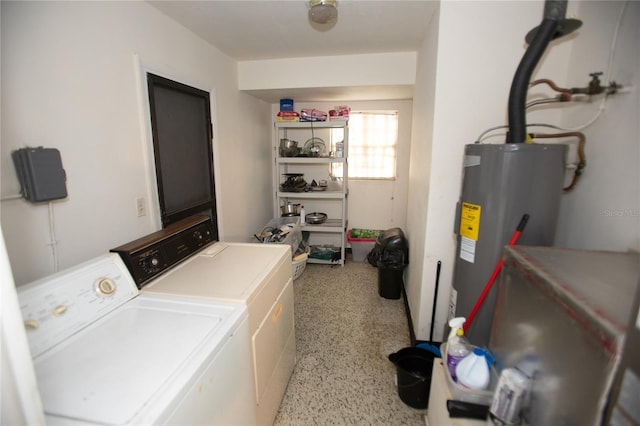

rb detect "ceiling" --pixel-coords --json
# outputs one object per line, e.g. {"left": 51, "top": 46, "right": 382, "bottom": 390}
{"left": 147, "top": 0, "right": 439, "bottom": 102}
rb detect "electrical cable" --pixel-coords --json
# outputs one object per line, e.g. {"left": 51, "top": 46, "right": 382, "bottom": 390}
{"left": 1, "top": 194, "right": 62, "bottom": 271}
{"left": 475, "top": 123, "right": 564, "bottom": 144}
{"left": 521, "top": 2, "right": 628, "bottom": 132}
{"left": 559, "top": 0, "right": 628, "bottom": 132}
{"left": 47, "top": 201, "right": 60, "bottom": 273}
{"left": 0, "top": 194, "right": 24, "bottom": 201}
{"left": 1, "top": 193, "right": 60, "bottom": 272}
{"left": 475, "top": 127, "right": 586, "bottom": 190}
{"left": 526, "top": 97, "right": 564, "bottom": 109}
{"left": 474, "top": 125, "right": 509, "bottom": 143}
{"left": 605, "top": 1, "right": 628, "bottom": 91}
{"left": 530, "top": 131, "right": 586, "bottom": 191}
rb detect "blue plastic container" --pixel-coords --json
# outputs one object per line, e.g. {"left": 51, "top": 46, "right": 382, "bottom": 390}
{"left": 280, "top": 98, "right": 294, "bottom": 112}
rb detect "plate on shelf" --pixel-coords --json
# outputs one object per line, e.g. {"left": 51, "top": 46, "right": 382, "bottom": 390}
{"left": 303, "top": 138, "right": 326, "bottom": 157}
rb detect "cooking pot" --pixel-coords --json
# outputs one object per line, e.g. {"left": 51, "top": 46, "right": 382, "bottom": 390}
{"left": 279, "top": 139, "right": 299, "bottom": 157}
{"left": 305, "top": 212, "right": 327, "bottom": 224}
{"left": 281, "top": 203, "right": 300, "bottom": 216}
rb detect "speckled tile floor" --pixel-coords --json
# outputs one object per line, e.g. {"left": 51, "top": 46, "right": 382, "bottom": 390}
{"left": 274, "top": 259, "right": 427, "bottom": 425}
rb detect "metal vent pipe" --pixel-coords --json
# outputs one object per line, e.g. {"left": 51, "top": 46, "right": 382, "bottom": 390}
{"left": 507, "top": 1, "right": 568, "bottom": 143}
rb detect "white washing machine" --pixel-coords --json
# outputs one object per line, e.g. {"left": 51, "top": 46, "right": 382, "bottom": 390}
{"left": 18, "top": 253, "right": 256, "bottom": 425}
{"left": 142, "top": 241, "right": 296, "bottom": 426}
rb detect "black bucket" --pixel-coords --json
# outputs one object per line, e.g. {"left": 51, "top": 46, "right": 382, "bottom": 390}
{"left": 388, "top": 347, "right": 434, "bottom": 409}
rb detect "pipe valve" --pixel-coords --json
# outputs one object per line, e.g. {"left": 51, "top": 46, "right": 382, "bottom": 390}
{"left": 570, "top": 72, "right": 604, "bottom": 95}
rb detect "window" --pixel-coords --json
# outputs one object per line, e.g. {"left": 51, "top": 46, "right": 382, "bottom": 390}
{"left": 333, "top": 111, "right": 399, "bottom": 179}
{"left": 147, "top": 73, "right": 218, "bottom": 235}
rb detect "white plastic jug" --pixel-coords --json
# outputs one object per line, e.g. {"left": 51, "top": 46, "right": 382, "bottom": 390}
{"left": 455, "top": 347, "right": 490, "bottom": 390}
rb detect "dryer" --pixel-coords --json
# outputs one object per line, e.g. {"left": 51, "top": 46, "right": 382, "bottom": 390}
{"left": 142, "top": 241, "right": 295, "bottom": 426}
{"left": 111, "top": 215, "right": 296, "bottom": 426}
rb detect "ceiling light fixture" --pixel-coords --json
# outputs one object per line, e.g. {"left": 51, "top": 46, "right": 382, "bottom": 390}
{"left": 309, "top": 0, "right": 338, "bottom": 25}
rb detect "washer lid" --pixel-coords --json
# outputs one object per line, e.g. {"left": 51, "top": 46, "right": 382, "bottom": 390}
{"left": 143, "top": 242, "right": 289, "bottom": 303}
{"left": 34, "top": 296, "right": 244, "bottom": 425}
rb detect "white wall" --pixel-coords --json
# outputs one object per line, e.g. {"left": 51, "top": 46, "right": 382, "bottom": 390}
{"left": 406, "top": 2, "right": 439, "bottom": 343}
{"left": 239, "top": 52, "right": 417, "bottom": 91}
{"left": 1, "top": 1, "right": 272, "bottom": 285}
{"left": 408, "top": 0, "right": 599, "bottom": 343}
{"left": 555, "top": 0, "right": 640, "bottom": 252}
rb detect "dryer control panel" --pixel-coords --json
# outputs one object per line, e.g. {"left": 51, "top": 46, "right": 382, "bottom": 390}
{"left": 110, "top": 215, "right": 216, "bottom": 288}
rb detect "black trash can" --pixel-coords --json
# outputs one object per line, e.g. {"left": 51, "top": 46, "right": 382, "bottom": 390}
{"left": 367, "top": 228, "right": 408, "bottom": 299}
{"left": 378, "top": 268, "right": 404, "bottom": 299}
{"left": 388, "top": 347, "right": 434, "bottom": 409}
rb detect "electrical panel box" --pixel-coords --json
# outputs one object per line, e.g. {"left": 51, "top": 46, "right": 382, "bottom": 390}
{"left": 12, "top": 147, "right": 67, "bottom": 202}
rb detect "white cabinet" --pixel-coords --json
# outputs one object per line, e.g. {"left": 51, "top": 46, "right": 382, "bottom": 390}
{"left": 273, "top": 121, "right": 348, "bottom": 265}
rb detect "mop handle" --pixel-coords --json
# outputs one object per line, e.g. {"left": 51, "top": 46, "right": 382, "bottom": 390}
{"left": 463, "top": 214, "right": 529, "bottom": 333}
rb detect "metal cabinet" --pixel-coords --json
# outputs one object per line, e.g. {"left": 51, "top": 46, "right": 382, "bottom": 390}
{"left": 491, "top": 246, "right": 640, "bottom": 426}
{"left": 273, "top": 121, "right": 348, "bottom": 265}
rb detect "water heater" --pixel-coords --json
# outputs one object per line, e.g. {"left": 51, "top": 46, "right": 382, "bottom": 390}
{"left": 451, "top": 143, "right": 566, "bottom": 347}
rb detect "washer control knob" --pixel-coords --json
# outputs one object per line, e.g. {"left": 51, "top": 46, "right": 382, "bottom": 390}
{"left": 53, "top": 305, "right": 68, "bottom": 316}
{"left": 95, "top": 278, "right": 116, "bottom": 296}
{"left": 24, "top": 319, "right": 39, "bottom": 331}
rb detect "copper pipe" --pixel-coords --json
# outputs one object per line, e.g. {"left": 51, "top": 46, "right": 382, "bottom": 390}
{"left": 530, "top": 78, "right": 572, "bottom": 94}
{"left": 531, "top": 131, "right": 586, "bottom": 191}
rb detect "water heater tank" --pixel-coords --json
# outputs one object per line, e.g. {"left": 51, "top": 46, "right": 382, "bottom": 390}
{"left": 451, "top": 143, "right": 566, "bottom": 347}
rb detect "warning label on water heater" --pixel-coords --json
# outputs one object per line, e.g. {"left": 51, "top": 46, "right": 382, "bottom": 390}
{"left": 460, "top": 202, "right": 481, "bottom": 239}
{"left": 459, "top": 202, "right": 481, "bottom": 263}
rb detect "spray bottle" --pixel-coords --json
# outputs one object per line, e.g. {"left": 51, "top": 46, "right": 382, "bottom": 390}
{"left": 448, "top": 317, "right": 466, "bottom": 340}
{"left": 446, "top": 317, "right": 471, "bottom": 382}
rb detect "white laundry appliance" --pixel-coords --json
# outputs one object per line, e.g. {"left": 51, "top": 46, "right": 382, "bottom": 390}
{"left": 17, "top": 253, "right": 256, "bottom": 425}
{"left": 111, "top": 215, "right": 296, "bottom": 426}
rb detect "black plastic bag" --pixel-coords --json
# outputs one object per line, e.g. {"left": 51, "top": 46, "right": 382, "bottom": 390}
{"left": 367, "top": 227, "right": 408, "bottom": 269}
